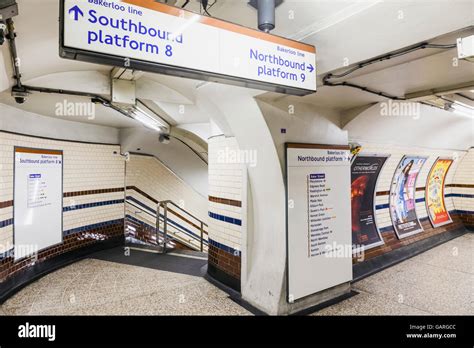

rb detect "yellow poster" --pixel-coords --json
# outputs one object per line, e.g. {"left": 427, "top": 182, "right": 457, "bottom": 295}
{"left": 425, "top": 158, "right": 453, "bottom": 227}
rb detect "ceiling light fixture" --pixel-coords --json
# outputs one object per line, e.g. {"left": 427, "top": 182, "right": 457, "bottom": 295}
{"left": 130, "top": 103, "right": 169, "bottom": 132}
{"left": 451, "top": 101, "right": 474, "bottom": 118}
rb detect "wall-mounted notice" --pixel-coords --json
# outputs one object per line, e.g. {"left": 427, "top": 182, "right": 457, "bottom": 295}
{"left": 389, "top": 155, "right": 427, "bottom": 239}
{"left": 426, "top": 158, "right": 453, "bottom": 228}
{"left": 14, "top": 148, "right": 63, "bottom": 261}
{"left": 60, "top": 0, "right": 316, "bottom": 96}
{"left": 286, "top": 144, "right": 352, "bottom": 301}
{"left": 351, "top": 154, "right": 389, "bottom": 251}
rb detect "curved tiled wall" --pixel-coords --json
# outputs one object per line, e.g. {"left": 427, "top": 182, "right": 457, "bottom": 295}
{"left": 0, "top": 131, "right": 126, "bottom": 300}
{"left": 351, "top": 142, "right": 472, "bottom": 266}
{"left": 207, "top": 136, "right": 245, "bottom": 291}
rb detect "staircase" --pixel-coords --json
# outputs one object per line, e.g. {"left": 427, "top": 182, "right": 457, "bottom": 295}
{"left": 125, "top": 198, "right": 208, "bottom": 253}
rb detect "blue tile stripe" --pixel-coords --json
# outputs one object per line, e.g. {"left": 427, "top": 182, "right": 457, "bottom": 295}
{"left": 446, "top": 193, "right": 474, "bottom": 198}
{"left": 375, "top": 203, "right": 390, "bottom": 210}
{"left": 209, "top": 238, "right": 241, "bottom": 257}
{"left": 63, "top": 199, "right": 124, "bottom": 212}
{"left": 0, "top": 199, "right": 125, "bottom": 228}
{"left": 208, "top": 211, "right": 242, "bottom": 226}
{"left": 63, "top": 218, "right": 124, "bottom": 237}
{"left": 456, "top": 210, "right": 474, "bottom": 215}
{"left": 0, "top": 218, "right": 13, "bottom": 228}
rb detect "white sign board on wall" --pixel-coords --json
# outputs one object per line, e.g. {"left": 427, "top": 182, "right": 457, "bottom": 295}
{"left": 14, "top": 148, "right": 63, "bottom": 261}
{"left": 286, "top": 143, "right": 353, "bottom": 301}
{"left": 60, "top": 0, "right": 316, "bottom": 96}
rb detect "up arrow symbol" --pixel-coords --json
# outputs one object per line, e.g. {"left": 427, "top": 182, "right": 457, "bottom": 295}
{"left": 68, "top": 5, "right": 84, "bottom": 21}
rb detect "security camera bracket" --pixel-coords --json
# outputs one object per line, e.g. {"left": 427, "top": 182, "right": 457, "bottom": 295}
{"left": 0, "top": 2, "right": 18, "bottom": 21}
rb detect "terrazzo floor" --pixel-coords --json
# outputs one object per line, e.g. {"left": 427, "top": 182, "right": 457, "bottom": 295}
{"left": 313, "top": 233, "right": 473, "bottom": 315}
{"left": 1, "top": 234, "right": 472, "bottom": 315}
{"left": 0, "top": 248, "right": 251, "bottom": 316}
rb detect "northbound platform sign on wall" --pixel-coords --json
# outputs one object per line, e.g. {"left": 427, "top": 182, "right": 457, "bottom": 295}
{"left": 60, "top": 0, "right": 317, "bottom": 96}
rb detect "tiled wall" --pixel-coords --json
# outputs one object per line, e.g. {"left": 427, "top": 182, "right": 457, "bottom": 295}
{"left": 353, "top": 141, "right": 469, "bottom": 262}
{"left": 451, "top": 148, "right": 474, "bottom": 228}
{"left": 124, "top": 154, "right": 208, "bottom": 251}
{"left": 0, "top": 131, "right": 125, "bottom": 282}
{"left": 207, "top": 136, "right": 246, "bottom": 289}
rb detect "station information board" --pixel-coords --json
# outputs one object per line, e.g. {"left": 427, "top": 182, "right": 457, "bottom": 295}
{"left": 60, "top": 0, "right": 317, "bottom": 96}
{"left": 14, "top": 148, "right": 63, "bottom": 261}
{"left": 286, "top": 143, "right": 353, "bottom": 301}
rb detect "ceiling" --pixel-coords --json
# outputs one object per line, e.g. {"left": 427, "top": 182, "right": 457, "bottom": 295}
{"left": 0, "top": 0, "right": 472, "bottom": 130}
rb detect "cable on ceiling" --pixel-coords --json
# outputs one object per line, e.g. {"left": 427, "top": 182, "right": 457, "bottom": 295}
{"left": 322, "top": 41, "right": 457, "bottom": 100}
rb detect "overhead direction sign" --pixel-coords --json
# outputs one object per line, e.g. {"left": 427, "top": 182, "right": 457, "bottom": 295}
{"left": 60, "top": 0, "right": 317, "bottom": 96}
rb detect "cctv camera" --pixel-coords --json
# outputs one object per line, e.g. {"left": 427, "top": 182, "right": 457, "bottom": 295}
{"left": 159, "top": 134, "right": 170, "bottom": 145}
{"left": 11, "top": 87, "right": 28, "bottom": 104}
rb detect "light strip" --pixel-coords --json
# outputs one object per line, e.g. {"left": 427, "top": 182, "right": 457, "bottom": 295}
{"left": 451, "top": 101, "right": 474, "bottom": 118}
{"left": 131, "top": 103, "right": 169, "bottom": 131}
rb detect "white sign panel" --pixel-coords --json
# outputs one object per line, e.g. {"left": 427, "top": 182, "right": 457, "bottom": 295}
{"left": 286, "top": 144, "right": 353, "bottom": 301}
{"left": 14, "top": 148, "right": 63, "bottom": 261}
{"left": 61, "top": 0, "right": 316, "bottom": 95}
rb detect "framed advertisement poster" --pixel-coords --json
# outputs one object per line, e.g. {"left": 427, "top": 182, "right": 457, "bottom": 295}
{"left": 389, "top": 155, "right": 427, "bottom": 239}
{"left": 425, "top": 158, "right": 454, "bottom": 228}
{"left": 351, "top": 154, "right": 389, "bottom": 251}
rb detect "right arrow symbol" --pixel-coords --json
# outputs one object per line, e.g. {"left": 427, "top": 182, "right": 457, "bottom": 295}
{"left": 68, "top": 5, "right": 84, "bottom": 21}
{"left": 307, "top": 64, "right": 315, "bottom": 73}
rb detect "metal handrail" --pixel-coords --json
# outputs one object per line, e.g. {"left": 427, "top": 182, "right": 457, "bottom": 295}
{"left": 126, "top": 198, "right": 208, "bottom": 253}
{"left": 157, "top": 200, "right": 208, "bottom": 253}
{"left": 160, "top": 200, "right": 208, "bottom": 228}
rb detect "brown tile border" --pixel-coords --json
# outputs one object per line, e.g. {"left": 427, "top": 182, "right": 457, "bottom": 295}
{"left": 126, "top": 186, "right": 158, "bottom": 204}
{"left": 353, "top": 213, "right": 464, "bottom": 264}
{"left": 376, "top": 187, "right": 426, "bottom": 196}
{"left": 64, "top": 187, "right": 124, "bottom": 198}
{"left": 209, "top": 196, "right": 242, "bottom": 208}
{"left": 446, "top": 183, "right": 474, "bottom": 189}
{"left": 376, "top": 190, "right": 390, "bottom": 196}
{"left": 0, "top": 201, "right": 13, "bottom": 209}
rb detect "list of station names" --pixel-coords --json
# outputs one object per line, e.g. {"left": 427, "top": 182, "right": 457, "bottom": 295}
{"left": 27, "top": 174, "right": 51, "bottom": 208}
{"left": 307, "top": 173, "right": 335, "bottom": 257}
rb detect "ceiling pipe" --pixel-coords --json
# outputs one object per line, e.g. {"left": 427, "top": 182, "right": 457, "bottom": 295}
{"left": 249, "top": 0, "right": 283, "bottom": 33}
